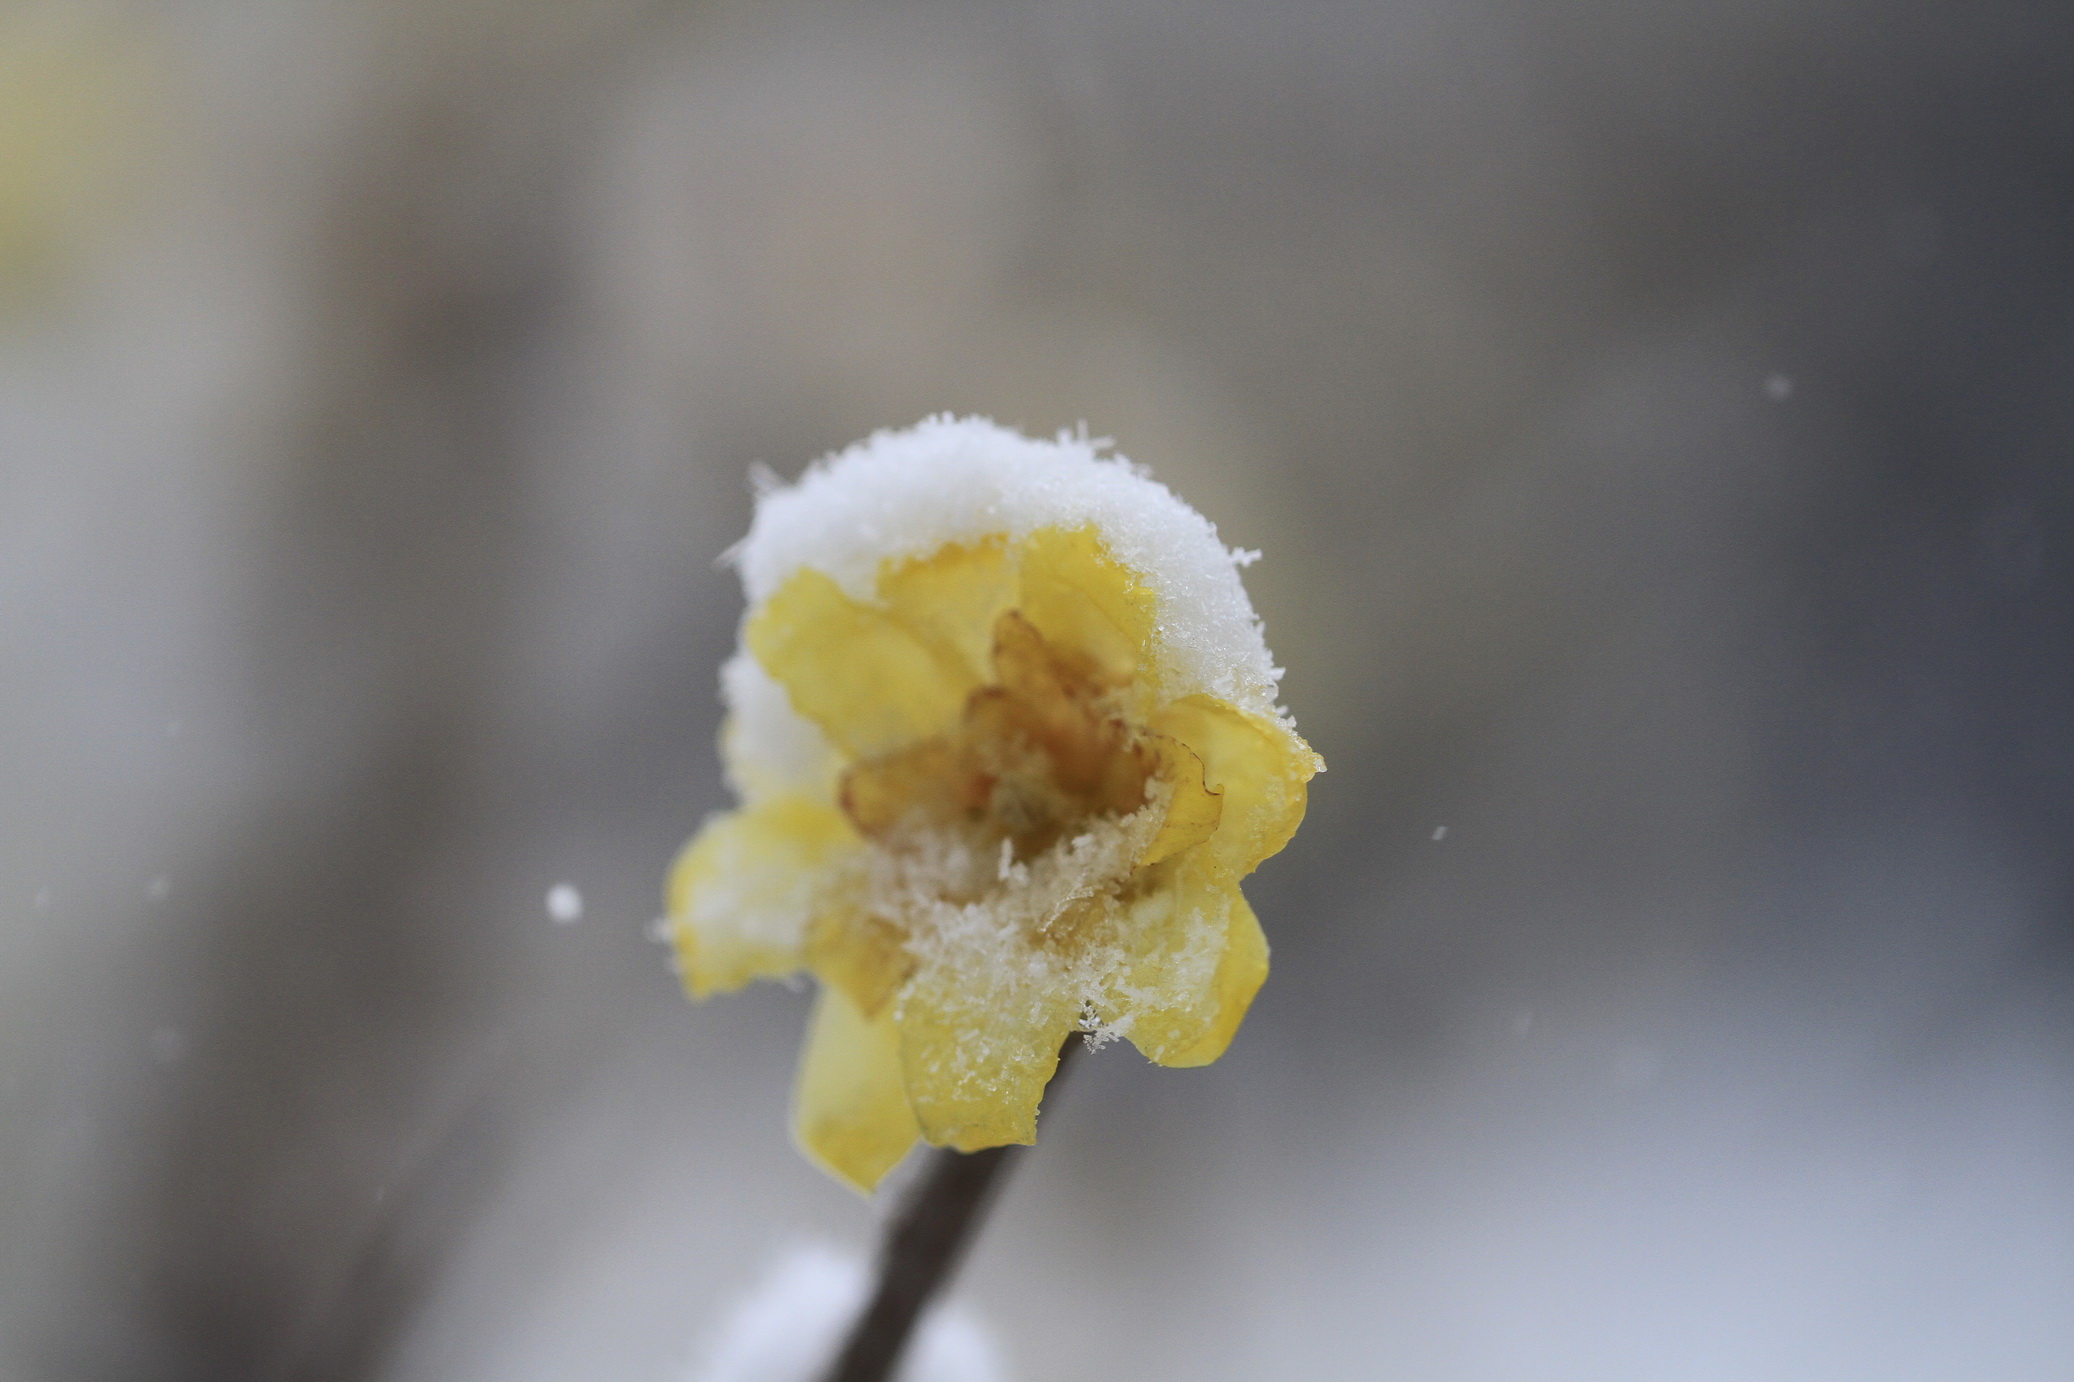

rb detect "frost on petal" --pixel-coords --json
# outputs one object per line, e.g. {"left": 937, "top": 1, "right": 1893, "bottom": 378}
{"left": 896, "top": 980, "right": 1076, "bottom": 1152}
{"left": 793, "top": 984, "right": 920, "bottom": 1192}
{"left": 1107, "top": 854, "right": 1270, "bottom": 1068}
{"left": 691, "top": 1243, "right": 1011, "bottom": 1382}
{"left": 888, "top": 803, "right": 1166, "bottom": 1149}
{"left": 668, "top": 798, "right": 859, "bottom": 997}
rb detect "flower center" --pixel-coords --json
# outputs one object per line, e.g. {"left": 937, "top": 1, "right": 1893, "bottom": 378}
{"left": 838, "top": 609, "right": 1155, "bottom": 890}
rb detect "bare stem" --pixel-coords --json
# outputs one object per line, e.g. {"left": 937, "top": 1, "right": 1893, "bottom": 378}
{"left": 822, "top": 1041, "right": 1078, "bottom": 1382}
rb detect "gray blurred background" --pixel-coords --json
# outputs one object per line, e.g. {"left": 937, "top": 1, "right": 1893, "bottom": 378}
{"left": 4, "top": 0, "right": 2071, "bottom": 1378}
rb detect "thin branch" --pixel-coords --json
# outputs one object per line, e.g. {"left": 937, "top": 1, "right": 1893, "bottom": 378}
{"left": 823, "top": 1041, "right": 1078, "bottom": 1382}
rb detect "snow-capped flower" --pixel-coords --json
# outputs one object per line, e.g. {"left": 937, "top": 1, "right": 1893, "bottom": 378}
{"left": 666, "top": 418, "right": 1321, "bottom": 1192}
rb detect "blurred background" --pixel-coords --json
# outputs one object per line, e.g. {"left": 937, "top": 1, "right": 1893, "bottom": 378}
{"left": 4, "top": 0, "right": 2072, "bottom": 1378}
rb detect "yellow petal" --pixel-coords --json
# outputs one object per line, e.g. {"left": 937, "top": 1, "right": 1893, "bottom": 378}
{"left": 666, "top": 796, "right": 858, "bottom": 998}
{"left": 747, "top": 567, "right": 974, "bottom": 759}
{"left": 875, "top": 537, "right": 1017, "bottom": 689}
{"left": 1115, "top": 856, "right": 1270, "bottom": 1068}
{"left": 1151, "top": 695, "right": 1321, "bottom": 878}
{"left": 1014, "top": 525, "right": 1159, "bottom": 692}
{"left": 837, "top": 737, "right": 989, "bottom": 841}
{"left": 793, "top": 983, "right": 921, "bottom": 1193}
{"left": 974, "top": 611, "right": 1152, "bottom": 827}
{"left": 896, "top": 963, "right": 1077, "bottom": 1151}
{"left": 1139, "top": 733, "right": 1224, "bottom": 868}
{"left": 805, "top": 904, "right": 911, "bottom": 1020}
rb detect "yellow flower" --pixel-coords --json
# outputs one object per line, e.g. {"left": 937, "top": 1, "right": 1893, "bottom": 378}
{"left": 0, "top": 8, "right": 159, "bottom": 311}
{"left": 666, "top": 418, "right": 1321, "bottom": 1192}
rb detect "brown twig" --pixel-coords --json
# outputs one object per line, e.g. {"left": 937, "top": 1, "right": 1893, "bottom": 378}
{"left": 822, "top": 1041, "right": 1078, "bottom": 1382}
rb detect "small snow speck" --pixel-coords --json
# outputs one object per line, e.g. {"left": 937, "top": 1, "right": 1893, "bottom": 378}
{"left": 1764, "top": 373, "right": 1794, "bottom": 402}
{"left": 33, "top": 887, "right": 52, "bottom": 911}
{"left": 1430, "top": 826, "right": 1447, "bottom": 842}
{"left": 165, "top": 719, "right": 185, "bottom": 739}
{"left": 545, "top": 883, "right": 584, "bottom": 924}
{"left": 146, "top": 876, "right": 171, "bottom": 901}
{"left": 148, "top": 1027, "right": 187, "bottom": 1065}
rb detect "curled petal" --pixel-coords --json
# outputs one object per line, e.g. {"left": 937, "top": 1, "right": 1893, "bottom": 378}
{"left": 1139, "top": 734, "right": 1223, "bottom": 868}
{"left": 748, "top": 568, "right": 975, "bottom": 760}
{"left": 874, "top": 537, "right": 1018, "bottom": 689}
{"left": 667, "top": 797, "right": 857, "bottom": 998}
{"left": 1015, "top": 525, "right": 1158, "bottom": 691}
{"left": 793, "top": 983, "right": 921, "bottom": 1193}
{"left": 1151, "top": 695, "right": 1320, "bottom": 879}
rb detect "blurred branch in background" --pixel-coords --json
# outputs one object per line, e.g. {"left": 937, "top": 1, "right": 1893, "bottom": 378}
{"left": 120, "top": 7, "right": 673, "bottom": 1372}
{"left": 6, "top": 1, "right": 698, "bottom": 1375}
{"left": 2, "top": 0, "right": 2071, "bottom": 1379}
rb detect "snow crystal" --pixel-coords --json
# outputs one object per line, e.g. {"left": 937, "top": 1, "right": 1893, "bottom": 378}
{"left": 845, "top": 782, "right": 1221, "bottom": 1094}
{"left": 148, "top": 1027, "right": 187, "bottom": 1065}
{"left": 720, "top": 651, "right": 842, "bottom": 803}
{"left": 688, "top": 1243, "right": 1010, "bottom": 1382}
{"left": 729, "top": 416, "right": 1286, "bottom": 718}
{"left": 546, "top": 883, "right": 584, "bottom": 924}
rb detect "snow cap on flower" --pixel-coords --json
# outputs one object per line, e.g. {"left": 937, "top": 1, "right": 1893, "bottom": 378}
{"left": 670, "top": 417, "right": 1321, "bottom": 1192}
{"left": 733, "top": 416, "right": 1286, "bottom": 714}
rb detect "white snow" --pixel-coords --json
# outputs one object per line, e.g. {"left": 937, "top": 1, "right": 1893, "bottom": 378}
{"left": 864, "top": 783, "right": 1215, "bottom": 1052}
{"left": 687, "top": 1243, "right": 1009, "bottom": 1382}
{"left": 546, "top": 883, "right": 584, "bottom": 924}
{"left": 719, "top": 651, "right": 842, "bottom": 803}
{"left": 728, "top": 416, "right": 1286, "bottom": 717}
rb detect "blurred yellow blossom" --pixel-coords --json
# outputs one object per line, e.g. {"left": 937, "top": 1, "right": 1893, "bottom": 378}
{"left": 0, "top": 6, "right": 159, "bottom": 311}
{"left": 667, "top": 418, "right": 1320, "bottom": 1191}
